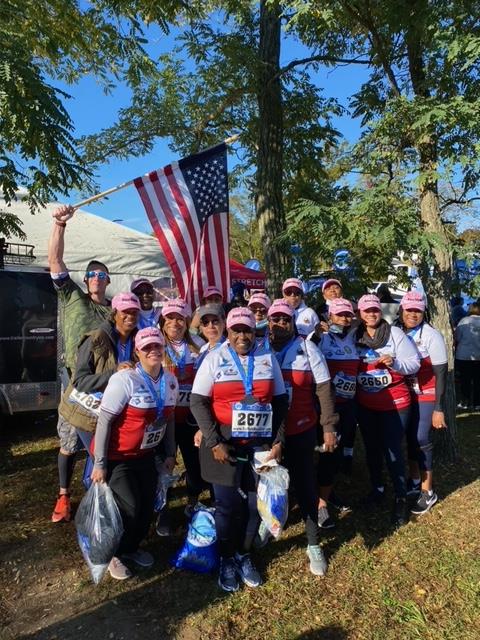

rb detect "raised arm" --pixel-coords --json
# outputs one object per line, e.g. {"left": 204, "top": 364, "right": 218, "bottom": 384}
{"left": 48, "top": 205, "right": 75, "bottom": 273}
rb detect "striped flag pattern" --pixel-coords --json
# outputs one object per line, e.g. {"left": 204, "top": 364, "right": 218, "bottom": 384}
{"left": 134, "top": 143, "right": 230, "bottom": 307}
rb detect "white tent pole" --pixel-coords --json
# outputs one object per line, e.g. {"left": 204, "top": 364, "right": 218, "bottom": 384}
{"left": 71, "top": 133, "right": 241, "bottom": 210}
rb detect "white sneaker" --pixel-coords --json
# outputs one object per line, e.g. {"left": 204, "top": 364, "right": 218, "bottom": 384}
{"left": 108, "top": 557, "right": 132, "bottom": 580}
{"left": 306, "top": 545, "right": 327, "bottom": 576}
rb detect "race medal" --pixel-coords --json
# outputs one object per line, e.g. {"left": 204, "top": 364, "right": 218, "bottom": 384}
{"left": 357, "top": 369, "right": 392, "bottom": 393}
{"left": 140, "top": 421, "right": 166, "bottom": 449}
{"left": 408, "top": 375, "right": 421, "bottom": 395}
{"left": 69, "top": 388, "right": 102, "bottom": 416}
{"left": 332, "top": 372, "right": 356, "bottom": 399}
{"left": 231, "top": 399, "right": 273, "bottom": 438}
{"left": 177, "top": 383, "right": 193, "bottom": 407}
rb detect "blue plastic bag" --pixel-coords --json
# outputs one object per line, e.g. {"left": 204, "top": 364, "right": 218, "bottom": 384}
{"left": 256, "top": 464, "right": 290, "bottom": 539}
{"left": 171, "top": 506, "right": 218, "bottom": 574}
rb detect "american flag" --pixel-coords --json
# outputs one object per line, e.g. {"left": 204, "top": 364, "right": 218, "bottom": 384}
{"left": 134, "top": 143, "right": 230, "bottom": 307}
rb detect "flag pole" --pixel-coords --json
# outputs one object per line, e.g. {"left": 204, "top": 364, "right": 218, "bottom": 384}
{"left": 71, "top": 133, "right": 241, "bottom": 210}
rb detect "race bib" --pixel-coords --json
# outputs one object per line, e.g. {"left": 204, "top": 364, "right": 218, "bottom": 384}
{"left": 69, "top": 388, "right": 103, "bottom": 416}
{"left": 231, "top": 401, "right": 273, "bottom": 438}
{"left": 177, "top": 384, "right": 192, "bottom": 407}
{"left": 333, "top": 372, "right": 356, "bottom": 399}
{"left": 140, "top": 422, "right": 166, "bottom": 449}
{"left": 357, "top": 369, "right": 392, "bottom": 393}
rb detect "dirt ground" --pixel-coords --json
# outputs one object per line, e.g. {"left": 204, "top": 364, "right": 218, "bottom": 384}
{"left": 1, "top": 411, "right": 479, "bottom": 640}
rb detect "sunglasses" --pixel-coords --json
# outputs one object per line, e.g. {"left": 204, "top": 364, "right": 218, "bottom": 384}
{"left": 140, "top": 343, "right": 163, "bottom": 352}
{"left": 270, "top": 315, "right": 292, "bottom": 324}
{"left": 284, "top": 289, "right": 302, "bottom": 297}
{"left": 200, "top": 318, "right": 221, "bottom": 327}
{"left": 85, "top": 270, "right": 108, "bottom": 280}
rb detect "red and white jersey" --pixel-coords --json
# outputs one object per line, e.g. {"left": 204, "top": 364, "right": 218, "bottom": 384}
{"left": 356, "top": 326, "right": 420, "bottom": 411}
{"left": 406, "top": 323, "right": 447, "bottom": 403}
{"left": 318, "top": 330, "right": 360, "bottom": 404}
{"left": 95, "top": 367, "right": 178, "bottom": 460}
{"left": 192, "top": 341, "right": 286, "bottom": 426}
{"left": 163, "top": 336, "right": 204, "bottom": 422}
{"left": 275, "top": 336, "right": 330, "bottom": 436}
{"left": 293, "top": 302, "right": 320, "bottom": 337}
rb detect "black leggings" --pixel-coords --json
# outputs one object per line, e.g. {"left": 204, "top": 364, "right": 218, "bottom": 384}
{"left": 176, "top": 422, "right": 205, "bottom": 498}
{"left": 107, "top": 456, "right": 157, "bottom": 556}
{"left": 456, "top": 359, "right": 480, "bottom": 406}
{"left": 213, "top": 461, "right": 257, "bottom": 558}
{"left": 284, "top": 428, "right": 320, "bottom": 546}
{"left": 357, "top": 405, "right": 409, "bottom": 498}
{"left": 317, "top": 401, "right": 356, "bottom": 486}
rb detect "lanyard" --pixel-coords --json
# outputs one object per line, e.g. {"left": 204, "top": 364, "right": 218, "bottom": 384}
{"left": 196, "top": 337, "right": 225, "bottom": 369}
{"left": 406, "top": 323, "right": 423, "bottom": 342}
{"left": 227, "top": 345, "right": 255, "bottom": 397}
{"left": 166, "top": 342, "right": 187, "bottom": 376}
{"left": 138, "top": 310, "right": 156, "bottom": 329}
{"left": 116, "top": 336, "right": 132, "bottom": 363}
{"left": 272, "top": 337, "right": 296, "bottom": 368}
{"left": 137, "top": 364, "right": 165, "bottom": 419}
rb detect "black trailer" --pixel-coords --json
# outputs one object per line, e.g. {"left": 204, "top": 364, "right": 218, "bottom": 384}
{"left": 0, "top": 240, "right": 61, "bottom": 414}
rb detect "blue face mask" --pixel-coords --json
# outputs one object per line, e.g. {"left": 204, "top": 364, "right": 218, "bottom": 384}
{"left": 329, "top": 323, "right": 345, "bottom": 334}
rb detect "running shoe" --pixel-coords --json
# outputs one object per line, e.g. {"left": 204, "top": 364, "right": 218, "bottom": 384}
{"left": 122, "top": 549, "right": 154, "bottom": 567}
{"left": 406, "top": 478, "right": 421, "bottom": 497}
{"left": 235, "top": 553, "right": 262, "bottom": 587}
{"left": 155, "top": 510, "right": 171, "bottom": 537}
{"left": 51, "top": 494, "right": 71, "bottom": 523}
{"left": 108, "top": 557, "right": 132, "bottom": 580}
{"left": 411, "top": 491, "right": 438, "bottom": 515}
{"left": 306, "top": 545, "right": 327, "bottom": 576}
{"left": 218, "top": 557, "right": 240, "bottom": 592}
{"left": 391, "top": 497, "right": 408, "bottom": 527}
{"left": 317, "top": 506, "right": 335, "bottom": 529}
{"left": 328, "top": 492, "right": 352, "bottom": 514}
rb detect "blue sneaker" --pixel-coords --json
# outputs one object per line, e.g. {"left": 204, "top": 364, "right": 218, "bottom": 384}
{"left": 235, "top": 553, "right": 262, "bottom": 587}
{"left": 306, "top": 545, "right": 327, "bottom": 576}
{"left": 218, "top": 557, "right": 239, "bottom": 592}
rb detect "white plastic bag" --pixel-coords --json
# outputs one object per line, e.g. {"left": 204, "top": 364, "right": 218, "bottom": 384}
{"left": 154, "top": 471, "right": 181, "bottom": 512}
{"left": 74, "top": 483, "right": 124, "bottom": 584}
{"left": 256, "top": 464, "right": 290, "bottom": 539}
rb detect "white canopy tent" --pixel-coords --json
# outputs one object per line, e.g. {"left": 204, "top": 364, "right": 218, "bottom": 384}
{"left": 2, "top": 198, "right": 173, "bottom": 296}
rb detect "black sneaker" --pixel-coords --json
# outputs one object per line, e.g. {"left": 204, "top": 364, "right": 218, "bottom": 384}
{"left": 406, "top": 478, "right": 421, "bottom": 497}
{"left": 360, "top": 488, "right": 385, "bottom": 507}
{"left": 218, "top": 557, "right": 239, "bottom": 592}
{"left": 317, "top": 506, "right": 335, "bottom": 529}
{"left": 328, "top": 492, "right": 352, "bottom": 515}
{"left": 411, "top": 491, "right": 438, "bottom": 515}
{"left": 391, "top": 497, "right": 408, "bottom": 527}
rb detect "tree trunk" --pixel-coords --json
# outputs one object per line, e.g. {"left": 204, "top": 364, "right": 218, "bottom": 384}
{"left": 418, "top": 145, "right": 457, "bottom": 461}
{"left": 256, "top": 0, "right": 290, "bottom": 295}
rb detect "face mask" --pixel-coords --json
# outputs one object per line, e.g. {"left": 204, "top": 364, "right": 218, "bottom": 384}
{"left": 329, "top": 323, "right": 345, "bottom": 334}
{"left": 256, "top": 319, "right": 268, "bottom": 330}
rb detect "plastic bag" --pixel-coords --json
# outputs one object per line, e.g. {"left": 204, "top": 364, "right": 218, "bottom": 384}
{"left": 153, "top": 471, "right": 181, "bottom": 513}
{"left": 256, "top": 464, "right": 290, "bottom": 539}
{"left": 170, "top": 505, "right": 218, "bottom": 574}
{"left": 74, "top": 482, "right": 124, "bottom": 584}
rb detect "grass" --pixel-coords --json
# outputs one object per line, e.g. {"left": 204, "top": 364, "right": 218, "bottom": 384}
{"left": 0, "top": 411, "right": 479, "bottom": 640}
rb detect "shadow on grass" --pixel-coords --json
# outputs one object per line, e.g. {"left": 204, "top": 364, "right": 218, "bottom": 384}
{"left": 292, "top": 628, "right": 348, "bottom": 640}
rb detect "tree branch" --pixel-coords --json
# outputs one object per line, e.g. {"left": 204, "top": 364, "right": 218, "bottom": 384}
{"left": 272, "top": 53, "right": 371, "bottom": 82}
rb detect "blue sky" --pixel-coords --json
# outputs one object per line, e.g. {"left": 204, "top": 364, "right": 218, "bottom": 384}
{"left": 58, "top": 22, "right": 368, "bottom": 233}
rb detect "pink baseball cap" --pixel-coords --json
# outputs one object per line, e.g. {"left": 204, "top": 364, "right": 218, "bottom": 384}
{"left": 203, "top": 285, "right": 223, "bottom": 300}
{"left": 226, "top": 307, "right": 256, "bottom": 329}
{"left": 282, "top": 278, "right": 304, "bottom": 293}
{"left": 400, "top": 291, "right": 426, "bottom": 311}
{"left": 130, "top": 277, "right": 153, "bottom": 293}
{"left": 329, "top": 298, "right": 354, "bottom": 316}
{"left": 248, "top": 292, "right": 272, "bottom": 310}
{"left": 267, "top": 299, "right": 295, "bottom": 318}
{"left": 112, "top": 292, "right": 141, "bottom": 312}
{"left": 322, "top": 278, "right": 342, "bottom": 293}
{"left": 161, "top": 298, "right": 191, "bottom": 318}
{"left": 358, "top": 294, "right": 381, "bottom": 312}
{"left": 135, "top": 327, "right": 165, "bottom": 351}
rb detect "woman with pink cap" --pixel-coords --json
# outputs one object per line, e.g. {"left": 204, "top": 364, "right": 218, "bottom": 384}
{"left": 247, "top": 291, "right": 272, "bottom": 345}
{"left": 315, "top": 298, "right": 360, "bottom": 526}
{"left": 282, "top": 278, "right": 320, "bottom": 337}
{"left": 398, "top": 291, "right": 447, "bottom": 515}
{"left": 355, "top": 293, "right": 420, "bottom": 527}
{"left": 90, "top": 327, "right": 178, "bottom": 580}
{"left": 267, "top": 299, "right": 337, "bottom": 576}
{"left": 157, "top": 299, "right": 205, "bottom": 532}
{"left": 190, "top": 307, "right": 288, "bottom": 592}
